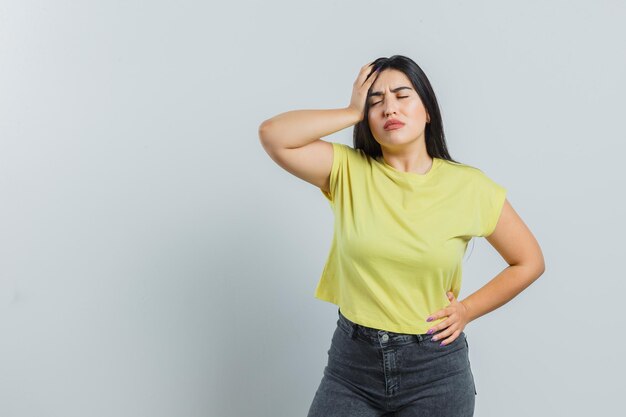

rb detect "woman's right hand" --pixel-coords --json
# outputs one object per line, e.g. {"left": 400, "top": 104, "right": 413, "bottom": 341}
{"left": 347, "top": 61, "right": 378, "bottom": 121}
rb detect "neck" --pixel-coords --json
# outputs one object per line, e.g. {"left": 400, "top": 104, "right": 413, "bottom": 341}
{"left": 380, "top": 142, "right": 432, "bottom": 175}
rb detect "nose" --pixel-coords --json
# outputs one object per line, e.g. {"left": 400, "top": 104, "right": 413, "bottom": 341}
{"left": 384, "top": 100, "right": 398, "bottom": 117}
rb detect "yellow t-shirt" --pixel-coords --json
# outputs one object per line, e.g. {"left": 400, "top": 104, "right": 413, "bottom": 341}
{"left": 317, "top": 142, "right": 507, "bottom": 334}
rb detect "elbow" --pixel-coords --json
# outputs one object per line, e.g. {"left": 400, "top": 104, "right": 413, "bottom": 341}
{"left": 512, "top": 255, "right": 545, "bottom": 281}
{"left": 258, "top": 120, "right": 277, "bottom": 150}
{"left": 258, "top": 119, "right": 274, "bottom": 141}
{"left": 258, "top": 121, "right": 279, "bottom": 155}
{"left": 536, "top": 249, "right": 546, "bottom": 277}
{"left": 531, "top": 257, "right": 546, "bottom": 280}
{"left": 258, "top": 121, "right": 268, "bottom": 143}
{"left": 536, "top": 263, "right": 546, "bottom": 278}
{"left": 527, "top": 244, "right": 546, "bottom": 279}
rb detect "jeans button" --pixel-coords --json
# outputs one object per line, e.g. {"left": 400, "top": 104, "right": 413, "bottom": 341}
{"left": 381, "top": 334, "right": 389, "bottom": 342}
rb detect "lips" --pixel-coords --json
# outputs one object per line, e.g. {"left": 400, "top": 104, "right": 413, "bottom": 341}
{"left": 384, "top": 121, "right": 405, "bottom": 130}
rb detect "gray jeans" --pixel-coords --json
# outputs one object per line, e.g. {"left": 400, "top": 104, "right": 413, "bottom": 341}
{"left": 307, "top": 308, "right": 476, "bottom": 417}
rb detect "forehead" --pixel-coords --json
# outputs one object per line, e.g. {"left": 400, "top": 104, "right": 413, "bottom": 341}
{"left": 371, "top": 69, "right": 411, "bottom": 90}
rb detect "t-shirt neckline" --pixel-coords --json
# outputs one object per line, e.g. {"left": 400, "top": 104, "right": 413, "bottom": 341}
{"left": 376, "top": 155, "right": 442, "bottom": 180}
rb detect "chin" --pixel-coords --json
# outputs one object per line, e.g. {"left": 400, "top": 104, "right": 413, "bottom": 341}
{"left": 378, "top": 138, "right": 410, "bottom": 147}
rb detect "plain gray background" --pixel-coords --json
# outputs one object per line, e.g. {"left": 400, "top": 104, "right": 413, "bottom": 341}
{"left": 1, "top": 0, "right": 624, "bottom": 416}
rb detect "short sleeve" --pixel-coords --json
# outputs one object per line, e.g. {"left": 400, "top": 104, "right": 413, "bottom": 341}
{"left": 320, "top": 142, "right": 348, "bottom": 203}
{"left": 474, "top": 171, "right": 507, "bottom": 237}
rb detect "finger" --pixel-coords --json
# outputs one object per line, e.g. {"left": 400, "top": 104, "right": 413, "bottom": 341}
{"left": 361, "top": 65, "right": 377, "bottom": 81}
{"left": 355, "top": 67, "right": 375, "bottom": 86}
{"left": 426, "top": 315, "right": 449, "bottom": 335}
{"left": 359, "top": 62, "right": 375, "bottom": 74}
{"left": 366, "top": 68, "right": 378, "bottom": 81}
{"left": 427, "top": 306, "right": 450, "bottom": 322}
{"left": 435, "top": 329, "right": 461, "bottom": 346}
{"left": 426, "top": 311, "right": 440, "bottom": 322}
{"left": 363, "top": 73, "right": 376, "bottom": 85}
{"left": 430, "top": 322, "right": 453, "bottom": 340}
{"left": 360, "top": 72, "right": 378, "bottom": 89}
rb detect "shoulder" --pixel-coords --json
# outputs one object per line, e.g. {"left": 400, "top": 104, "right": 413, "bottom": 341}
{"left": 439, "top": 158, "right": 487, "bottom": 180}
{"left": 331, "top": 142, "right": 371, "bottom": 164}
{"left": 439, "top": 158, "right": 506, "bottom": 192}
{"left": 335, "top": 143, "right": 366, "bottom": 156}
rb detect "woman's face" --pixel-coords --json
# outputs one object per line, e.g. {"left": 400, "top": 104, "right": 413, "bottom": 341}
{"left": 367, "top": 69, "right": 430, "bottom": 148}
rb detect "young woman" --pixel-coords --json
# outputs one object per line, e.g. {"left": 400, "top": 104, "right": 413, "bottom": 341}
{"left": 258, "top": 55, "right": 545, "bottom": 417}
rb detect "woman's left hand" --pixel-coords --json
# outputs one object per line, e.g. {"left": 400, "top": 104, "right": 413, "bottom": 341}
{"left": 425, "top": 292, "right": 471, "bottom": 345}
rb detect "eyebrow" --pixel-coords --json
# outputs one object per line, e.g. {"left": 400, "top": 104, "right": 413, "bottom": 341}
{"left": 368, "top": 86, "right": 413, "bottom": 98}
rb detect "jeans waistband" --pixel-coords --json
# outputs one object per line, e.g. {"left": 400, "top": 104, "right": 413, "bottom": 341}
{"left": 337, "top": 308, "right": 438, "bottom": 346}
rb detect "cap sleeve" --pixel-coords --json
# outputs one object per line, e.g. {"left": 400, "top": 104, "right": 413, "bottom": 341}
{"left": 320, "top": 142, "right": 348, "bottom": 203}
{"left": 474, "top": 171, "right": 507, "bottom": 237}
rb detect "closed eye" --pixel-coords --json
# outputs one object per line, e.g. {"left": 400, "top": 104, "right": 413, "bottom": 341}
{"left": 371, "top": 96, "right": 409, "bottom": 106}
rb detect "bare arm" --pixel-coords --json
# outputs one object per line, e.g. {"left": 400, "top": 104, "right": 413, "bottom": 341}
{"left": 258, "top": 107, "right": 362, "bottom": 150}
{"left": 258, "top": 61, "right": 377, "bottom": 149}
{"left": 460, "top": 199, "right": 546, "bottom": 322}
{"left": 258, "top": 62, "right": 378, "bottom": 192}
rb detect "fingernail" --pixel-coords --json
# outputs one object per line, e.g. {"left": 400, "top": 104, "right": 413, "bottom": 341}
{"left": 427, "top": 329, "right": 434, "bottom": 335}
{"left": 426, "top": 317, "right": 433, "bottom": 322}
{"left": 439, "top": 342, "right": 445, "bottom": 347}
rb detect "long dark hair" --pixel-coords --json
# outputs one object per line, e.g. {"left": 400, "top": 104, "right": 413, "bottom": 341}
{"left": 354, "top": 55, "right": 461, "bottom": 164}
